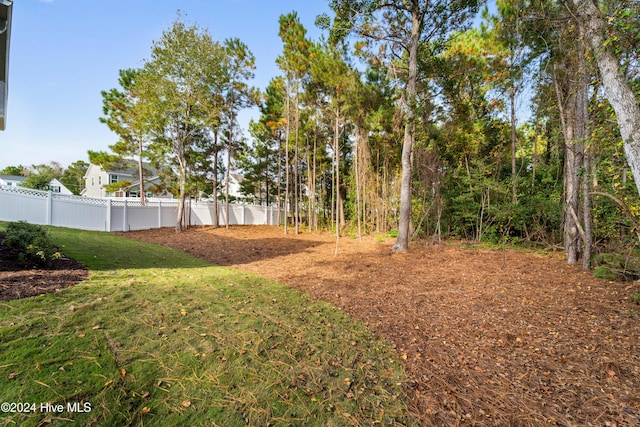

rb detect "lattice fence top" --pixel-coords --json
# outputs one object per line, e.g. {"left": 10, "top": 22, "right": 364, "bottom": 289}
{"left": 0, "top": 185, "right": 49, "bottom": 198}
{"left": 0, "top": 185, "right": 110, "bottom": 206}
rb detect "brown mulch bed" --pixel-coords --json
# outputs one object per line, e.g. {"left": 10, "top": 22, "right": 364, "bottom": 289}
{"left": 3, "top": 225, "right": 639, "bottom": 425}
{"left": 121, "top": 225, "right": 640, "bottom": 426}
{"left": 0, "top": 232, "right": 88, "bottom": 302}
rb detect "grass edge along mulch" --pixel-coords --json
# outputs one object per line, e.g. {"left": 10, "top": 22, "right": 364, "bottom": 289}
{"left": 0, "top": 227, "right": 416, "bottom": 426}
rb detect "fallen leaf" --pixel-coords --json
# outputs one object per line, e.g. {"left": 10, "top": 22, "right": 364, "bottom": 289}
{"left": 141, "top": 407, "right": 151, "bottom": 414}
{"left": 140, "top": 391, "right": 150, "bottom": 399}
{"left": 181, "top": 400, "right": 191, "bottom": 408}
{"left": 8, "top": 372, "right": 18, "bottom": 380}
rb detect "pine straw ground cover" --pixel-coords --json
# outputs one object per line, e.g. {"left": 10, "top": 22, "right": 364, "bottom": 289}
{"left": 0, "top": 228, "right": 413, "bottom": 426}
{"left": 122, "top": 225, "right": 640, "bottom": 427}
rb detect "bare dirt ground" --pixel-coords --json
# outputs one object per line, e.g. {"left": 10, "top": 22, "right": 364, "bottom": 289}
{"left": 2, "top": 225, "right": 639, "bottom": 425}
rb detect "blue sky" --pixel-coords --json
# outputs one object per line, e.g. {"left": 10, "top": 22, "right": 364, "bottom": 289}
{"left": 0, "top": 0, "right": 330, "bottom": 170}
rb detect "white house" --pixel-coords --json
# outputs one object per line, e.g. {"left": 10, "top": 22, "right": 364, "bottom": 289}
{"left": 82, "top": 163, "right": 172, "bottom": 199}
{"left": 226, "top": 173, "right": 244, "bottom": 200}
{"left": 0, "top": 174, "right": 73, "bottom": 195}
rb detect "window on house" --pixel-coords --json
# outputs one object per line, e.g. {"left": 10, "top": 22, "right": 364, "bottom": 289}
{"left": 91, "top": 177, "right": 95, "bottom": 186}
{"left": 110, "top": 175, "right": 118, "bottom": 184}
{"left": 98, "top": 176, "right": 102, "bottom": 185}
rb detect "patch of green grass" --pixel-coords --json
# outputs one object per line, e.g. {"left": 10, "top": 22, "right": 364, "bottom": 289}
{"left": 1, "top": 227, "right": 415, "bottom": 426}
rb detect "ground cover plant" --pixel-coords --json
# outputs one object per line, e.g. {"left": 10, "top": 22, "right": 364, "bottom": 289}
{"left": 3, "top": 221, "right": 62, "bottom": 267}
{"left": 0, "top": 227, "right": 413, "bottom": 426}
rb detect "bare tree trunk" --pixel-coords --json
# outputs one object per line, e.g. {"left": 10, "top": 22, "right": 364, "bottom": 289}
{"left": 212, "top": 130, "right": 220, "bottom": 228}
{"left": 312, "top": 124, "right": 318, "bottom": 231}
{"left": 334, "top": 104, "right": 341, "bottom": 256}
{"left": 284, "top": 81, "right": 291, "bottom": 235}
{"left": 277, "top": 134, "right": 282, "bottom": 227}
{"left": 176, "top": 140, "right": 188, "bottom": 232}
{"left": 137, "top": 136, "right": 146, "bottom": 206}
{"left": 554, "top": 64, "right": 581, "bottom": 264}
{"left": 225, "top": 148, "right": 231, "bottom": 229}
{"left": 577, "top": 43, "right": 592, "bottom": 270}
{"left": 510, "top": 84, "right": 518, "bottom": 204}
{"left": 294, "top": 87, "right": 300, "bottom": 235}
{"left": 355, "top": 127, "right": 362, "bottom": 238}
{"left": 392, "top": 9, "right": 421, "bottom": 253}
{"left": 570, "top": 0, "right": 640, "bottom": 199}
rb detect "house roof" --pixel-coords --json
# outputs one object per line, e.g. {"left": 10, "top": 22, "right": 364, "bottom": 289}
{"left": 105, "top": 162, "right": 159, "bottom": 177}
{"left": 0, "top": 0, "right": 12, "bottom": 131}
{"left": 0, "top": 174, "right": 25, "bottom": 182}
{"left": 230, "top": 173, "right": 244, "bottom": 183}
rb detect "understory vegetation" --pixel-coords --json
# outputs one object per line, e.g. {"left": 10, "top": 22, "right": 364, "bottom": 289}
{"left": 0, "top": 227, "right": 413, "bottom": 426}
{"left": 7, "top": 0, "right": 639, "bottom": 277}
{"left": 93, "top": 1, "right": 639, "bottom": 279}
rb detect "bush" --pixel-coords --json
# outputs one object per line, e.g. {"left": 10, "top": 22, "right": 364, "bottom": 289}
{"left": 592, "top": 251, "right": 640, "bottom": 282}
{"left": 3, "top": 221, "right": 62, "bottom": 267}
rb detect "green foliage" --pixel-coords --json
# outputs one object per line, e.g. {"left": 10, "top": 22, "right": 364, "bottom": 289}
{"left": 20, "top": 173, "right": 54, "bottom": 191}
{"left": 592, "top": 250, "right": 640, "bottom": 281}
{"left": 60, "top": 160, "right": 89, "bottom": 195}
{"left": 3, "top": 221, "right": 61, "bottom": 266}
{"left": 0, "top": 165, "right": 26, "bottom": 175}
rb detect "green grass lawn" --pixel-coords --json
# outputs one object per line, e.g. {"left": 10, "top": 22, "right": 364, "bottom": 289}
{"left": 0, "top": 227, "right": 414, "bottom": 426}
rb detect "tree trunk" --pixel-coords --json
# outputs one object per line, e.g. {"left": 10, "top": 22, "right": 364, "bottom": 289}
{"left": 137, "top": 137, "right": 146, "bottom": 206}
{"left": 355, "top": 127, "right": 362, "bottom": 238}
{"left": 212, "top": 130, "right": 220, "bottom": 228}
{"left": 510, "top": 84, "right": 518, "bottom": 204}
{"left": 392, "top": 9, "right": 421, "bottom": 253}
{"left": 277, "top": 133, "right": 282, "bottom": 227}
{"left": 225, "top": 148, "right": 231, "bottom": 229}
{"left": 577, "top": 43, "right": 592, "bottom": 270}
{"left": 294, "top": 86, "right": 300, "bottom": 235}
{"left": 334, "top": 104, "right": 341, "bottom": 255}
{"left": 176, "top": 140, "right": 188, "bottom": 232}
{"left": 570, "top": 0, "right": 640, "bottom": 199}
{"left": 284, "top": 81, "right": 291, "bottom": 235}
{"left": 554, "top": 63, "right": 581, "bottom": 264}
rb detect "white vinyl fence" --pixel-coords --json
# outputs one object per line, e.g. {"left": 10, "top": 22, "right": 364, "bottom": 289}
{"left": 0, "top": 185, "right": 282, "bottom": 232}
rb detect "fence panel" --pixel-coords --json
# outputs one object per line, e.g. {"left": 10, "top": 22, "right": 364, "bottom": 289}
{"left": 51, "top": 196, "right": 108, "bottom": 231}
{"left": 0, "top": 187, "right": 48, "bottom": 224}
{"left": 0, "top": 186, "right": 282, "bottom": 231}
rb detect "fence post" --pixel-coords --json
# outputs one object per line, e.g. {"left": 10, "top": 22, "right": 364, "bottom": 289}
{"left": 46, "top": 191, "right": 53, "bottom": 225}
{"left": 123, "top": 199, "right": 128, "bottom": 232}
{"left": 106, "top": 199, "right": 112, "bottom": 231}
{"left": 242, "top": 204, "right": 246, "bottom": 225}
{"left": 158, "top": 200, "right": 162, "bottom": 229}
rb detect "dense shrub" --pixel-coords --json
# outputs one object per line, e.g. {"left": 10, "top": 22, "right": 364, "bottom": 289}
{"left": 3, "top": 221, "right": 61, "bottom": 267}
